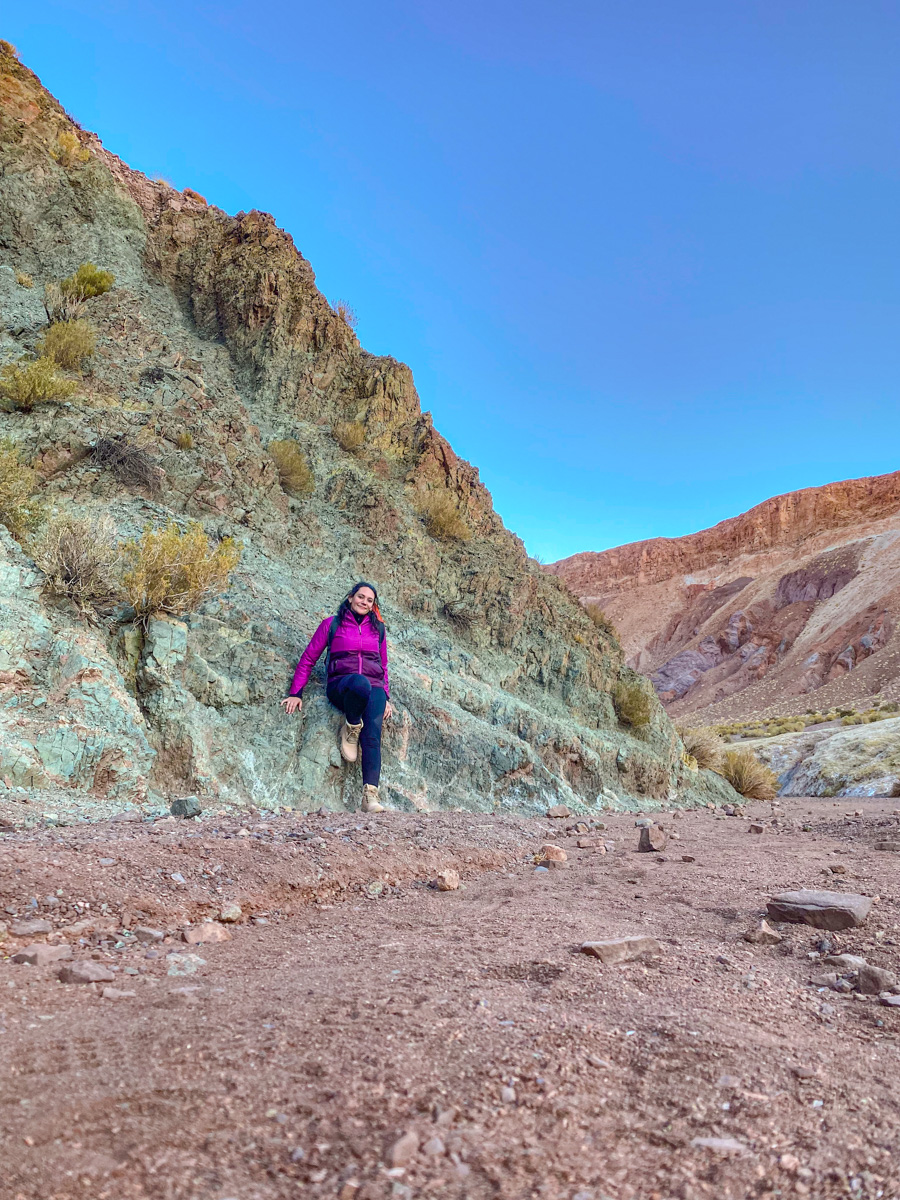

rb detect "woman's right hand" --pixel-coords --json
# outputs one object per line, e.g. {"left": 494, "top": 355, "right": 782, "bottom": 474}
{"left": 280, "top": 696, "right": 303, "bottom": 714}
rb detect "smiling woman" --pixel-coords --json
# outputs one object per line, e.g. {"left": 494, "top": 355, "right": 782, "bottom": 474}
{"left": 281, "top": 582, "right": 393, "bottom": 813}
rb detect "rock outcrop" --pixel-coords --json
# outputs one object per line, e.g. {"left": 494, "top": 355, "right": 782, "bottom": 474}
{"left": 0, "top": 47, "right": 731, "bottom": 816}
{"left": 548, "top": 473, "right": 900, "bottom": 725}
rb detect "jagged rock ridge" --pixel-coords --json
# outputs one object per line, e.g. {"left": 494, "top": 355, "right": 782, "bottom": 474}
{"left": 0, "top": 47, "right": 732, "bottom": 815}
{"left": 548, "top": 472, "right": 900, "bottom": 724}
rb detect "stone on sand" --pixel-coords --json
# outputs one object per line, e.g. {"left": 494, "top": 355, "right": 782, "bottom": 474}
{"left": 435, "top": 869, "right": 460, "bottom": 891}
{"left": 12, "top": 943, "right": 72, "bottom": 967}
{"left": 766, "top": 890, "right": 872, "bottom": 930}
{"left": 638, "top": 825, "right": 667, "bottom": 853}
{"left": 580, "top": 935, "right": 662, "bottom": 964}
{"left": 58, "top": 960, "right": 116, "bottom": 984}
{"left": 182, "top": 922, "right": 231, "bottom": 944}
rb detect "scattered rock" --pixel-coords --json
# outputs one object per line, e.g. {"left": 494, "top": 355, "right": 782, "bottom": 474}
{"left": 12, "top": 943, "right": 72, "bottom": 967}
{"left": 422, "top": 1136, "right": 445, "bottom": 1156}
{"left": 134, "top": 926, "right": 164, "bottom": 943}
{"left": 101, "top": 986, "right": 137, "bottom": 999}
{"left": 875, "top": 841, "right": 900, "bottom": 852}
{"left": 58, "top": 960, "right": 116, "bottom": 984}
{"left": 9, "top": 918, "right": 52, "bottom": 937}
{"left": 500, "top": 1085, "right": 517, "bottom": 1104}
{"left": 809, "top": 972, "right": 839, "bottom": 988}
{"left": 634, "top": 817, "right": 653, "bottom": 828}
{"left": 790, "top": 1065, "right": 818, "bottom": 1079}
{"left": 638, "top": 825, "right": 667, "bottom": 853}
{"left": 576, "top": 836, "right": 606, "bottom": 850}
{"left": 580, "top": 935, "right": 662, "bottom": 964}
{"left": 182, "top": 922, "right": 232, "bottom": 945}
{"left": 435, "top": 869, "right": 460, "bottom": 891}
{"left": 219, "top": 903, "right": 243, "bottom": 923}
{"left": 880, "top": 993, "right": 900, "bottom": 1007}
{"left": 858, "top": 964, "right": 897, "bottom": 994}
{"left": 171, "top": 795, "right": 202, "bottom": 819}
{"left": 823, "top": 954, "right": 867, "bottom": 971}
{"left": 387, "top": 1130, "right": 419, "bottom": 1167}
{"left": 538, "top": 844, "right": 567, "bottom": 862}
{"left": 546, "top": 805, "right": 571, "bottom": 819}
{"left": 690, "top": 1137, "right": 750, "bottom": 1156}
{"left": 743, "top": 919, "right": 782, "bottom": 945}
{"left": 766, "top": 890, "right": 872, "bottom": 930}
{"left": 166, "top": 952, "right": 206, "bottom": 976}
{"left": 110, "top": 809, "right": 142, "bottom": 822}
{"left": 681, "top": 855, "right": 696, "bottom": 863}
{"left": 748, "top": 823, "right": 765, "bottom": 834}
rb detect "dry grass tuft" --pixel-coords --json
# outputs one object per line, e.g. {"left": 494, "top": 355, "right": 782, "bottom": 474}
{"left": 720, "top": 749, "right": 778, "bottom": 800}
{"left": 183, "top": 188, "right": 207, "bottom": 204}
{"left": 60, "top": 262, "right": 114, "bottom": 302}
{"left": 0, "top": 439, "right": 43, "bottom": 541}
{"left": 122, "top": 520, "right": 240, "bottom": 624}
{"left": 584, "top": 602, "right": 617, "bottom": 638}
{"left": 613, "top": 678, "right": 653, "bottom": 728}
{"left": 678, "top": 726, "right": 724, "bottom": 771}
{"left": 37, "top": 319, "right": 96, "bottom": 371}
{"left": 0, "top": 358, "right": 79, "bottom": 410}
{"left": 51, "top": 131, "right": 90, "bottom": 167}
{"left": 44, "top": 281, "right": 85, "bottom": 324}
{"left": 417, "top": 491, "right": 472, "bottom": 541}
{"left": 175, "top": 431, "right": 194, "bottom": 451}
{"left": 15, "top": 271, "right": 33, "bottom": 288}
{"left": 92, "top": 436, "right": 164, "bottom": 496}
{"left": 32, "top": 513, "right": 120, "bottom": 610}
{"left": 333, "top": 421, "right": 365, "bottom": 453}
{"left": 333, "top": 300, "right": 358, "bottom": 329}
{"left": 269, "top": 439, "right": 314, "bottom": 495}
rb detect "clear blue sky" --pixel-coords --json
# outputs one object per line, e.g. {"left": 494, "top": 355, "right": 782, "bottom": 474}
{"left": 8, "top": 2, "right": 900, "bottom": 560}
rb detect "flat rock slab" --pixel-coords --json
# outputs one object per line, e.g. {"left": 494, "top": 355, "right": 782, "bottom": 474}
{"left": 12, "top": 943, "right": 72, "bottom": 967}
{"left": 182, "top": 922, "right": 232, "bottom": 945}
{"left": 9, "top": 918, "right": 53, "bottom": 937}
{"left": 875, "top": 841, "right": 900, "bottom": 852}
{"left": 580, "top": 935, "right": 662, "bottom": 964}
{"left": 58, "top": 960, "right": 116, "bottom": 984}
{"left": 691, "top": 1137, "right": 750, "bottom": 1156}
{"left": 767, "top": 890, "right": 872, "bottom": 930}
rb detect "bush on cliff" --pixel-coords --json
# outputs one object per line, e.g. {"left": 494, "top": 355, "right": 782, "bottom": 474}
{"left": 60, "top": 262, "right": 114, "bottom": 301}
{"left": 32, "top": 513, "right": 120, "bottom": 610}
{"left": 0, "top": 357, "right": 79, "bottom": 410}
{"left": 122, "top": 520, "right": 240, "bottom": 624}
{"left": 333, "top": 421, "right": 366, "bottom": 453}
{"left": 269, "top": 439, "right": 314, "bottom": 495}
{"left": 333, "top": 300, "right": 358, "bottom": 329}
{"left": 37, "top": 319, "right": 96, "bottom": 371}
{"left": 613, "top": 678, "right": 652, "bottom": 729}
{"left": 417, "top": 490, "right": 472, "bottom": 541}
{"left": 0, "top": 439, "right": 44, "bottom": 541}
{"left": 678, "top": 726, "right": 723, "bottom": 771}
{"left": 584, "top": 602, "right": 617, "bottom": 638}
{"left": 50, "top": 131, "right": 90, "bottom": 168}
{"left": 721, "top": 749, "right": 778, "bottom": 800}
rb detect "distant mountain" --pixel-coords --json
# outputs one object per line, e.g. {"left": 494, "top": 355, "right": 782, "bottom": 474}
{"left": 548, "top": 472, "right": 900, "bottom": 725}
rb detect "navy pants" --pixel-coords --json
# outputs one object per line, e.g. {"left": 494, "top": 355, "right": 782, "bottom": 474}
{"left": 326, "top": 674, "right": 387, "bottom": 786}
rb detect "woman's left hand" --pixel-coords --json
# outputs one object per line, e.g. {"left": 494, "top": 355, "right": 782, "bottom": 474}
{"left": 384, "top": 702, "right": 393, "bottom": 720}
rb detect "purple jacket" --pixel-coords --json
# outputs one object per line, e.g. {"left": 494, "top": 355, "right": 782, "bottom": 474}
{"left": 290, "top": 611, "right": 390, "bottom": 697}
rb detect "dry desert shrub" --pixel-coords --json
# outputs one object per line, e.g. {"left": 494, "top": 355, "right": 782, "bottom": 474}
{"left": 333, "top": 300, "right": 358, "bottom": 329}
{"left": 32, "top": 513, "right": 120, "bottom": 610}
{"left": 679, "top": 726, "right": 724, "bottom": 771}
{"left": 417, "top": 491, "right": 471, "bottom": 541}
{"left": 0, "top": 357, "right": 79, "bottom": 411}
{"left": 584, "top": 602, "right": 617, "bottom": 638}
{"left": 269, "top": 439, "right": 314, "bottom": 494}
{"left": 333, "top": 421, "right": 366, "bottom": 453}
{"left": 37, "top": 319, "right": 96, "bottom": 371}
{"left": 122, "top": 520, "right": 240, "bottom": 624}
{"left": 175, "top": 430, "right": 194, "bottom": 450}
{"left": 92, "top": 436, "right": 163, "bottom": 496}
{"left": 60, "top": 262, "right": 114, "bottom": 301}
{"left": 15, "top": 271, "right": 33, "bottom": 288}
{"left": 44, "top": 281, "right": 85, "bottom": 324}
{"left": 51, "top": 131, "right": 90, "bottom": 167}
{"left": 721, "top": 749, "right": 778, "bottom": 801}
{"left": 183, "top": 188, "right": 207, "bottom": 204}
{"left": 613, "top": 678, "right": 653, "bottom": 728}
{"left": 0, "top": 439, "right": 43, "bottom": 541}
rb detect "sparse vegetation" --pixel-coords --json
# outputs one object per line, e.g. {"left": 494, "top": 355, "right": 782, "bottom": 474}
{"left": 333, "top": 420, "right": 366, "bottom": 453}
{"left": 584, "top": 602, "right": 617, "bottom": 638}
{"left": 0, "top": 357, "right": 79, "bottom": 410}
{"left": 613, "top": 678, "right": 653, "bottom": 728}
{"left": 0, "top": 40, "right": 20, "bottom": 59}
{"left": 175, "top": 431, "right": 194, "bottom": 451}
{"left": 44, "top": 281, "right": 85, "bottom": 324}
{"left": 60, "top": 262, "right": 114, "bottom": 302}
{"left": 333, "top": 300, "right": 358, "bottom": 329}
{"left": 0, "top": 439, "right": 43, "bottom": 541}
{"left": 32, "top": 514, "right": 120, "bottom": 610}
{"left": 269, "top": 439, "right": 314, "bottom": 495}
{"left": 15, "top": 271, "right": 33, "bottom": 288}
{"left": 417, "top": 491, "right": 472, "bottom": 541}
{"left": 50, "top": 131, "right": 90, "bottom": 167}
{"left": 715, "top": 702, "right": 900, "bottom": 740}
{"left": 183, "top": 188, "right": 207, "bottom": 205}
{"left": 92, "top": 436, "right": 163, "bottom": 496}
{"left": 678, "top": 726, "right": 724, "bottom": 771}
{"left": 36, "top": 319, "right": 96, "bottom": 371}
{"left": 121, "top": 520, "right": 240, "bottom": 624}
{"left": 720, "top": 748, "right": 779, "bottom": 801}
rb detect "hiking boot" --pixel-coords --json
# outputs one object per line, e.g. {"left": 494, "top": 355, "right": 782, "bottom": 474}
{"left": 340, "top": 719, "right": 364, "bottom": 763}
{"left": 362, "top": 784, "right": 385, "bottom": 813}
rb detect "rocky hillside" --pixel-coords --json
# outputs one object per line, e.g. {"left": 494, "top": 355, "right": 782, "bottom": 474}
{"left": 548, "top": 472, "right": 900, "bottom": 726}
{"left": 0, "top": 47, "right": 734, "bottom": 818}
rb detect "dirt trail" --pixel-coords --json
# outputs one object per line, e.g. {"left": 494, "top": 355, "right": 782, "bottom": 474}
{"left": 1, "top": 802, "right": 899, "bottom": 1200}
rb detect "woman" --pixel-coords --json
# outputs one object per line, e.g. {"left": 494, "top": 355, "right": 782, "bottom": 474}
{"left": 281, "top": 582, "right": 393, "bottom": 813}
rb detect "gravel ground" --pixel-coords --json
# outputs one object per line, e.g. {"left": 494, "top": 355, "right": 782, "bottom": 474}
{"left": 1, "top": 799, "right": 899, "bottom": 1200}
